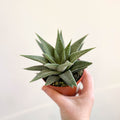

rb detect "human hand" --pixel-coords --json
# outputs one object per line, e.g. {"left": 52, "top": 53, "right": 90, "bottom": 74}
{"left": 42, "top": 70, "right": 94, "bottom": 120}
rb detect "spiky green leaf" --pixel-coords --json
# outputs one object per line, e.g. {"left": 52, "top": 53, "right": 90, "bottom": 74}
{"left": 30, "top": 70, "right": 60, "bottom": 82}
{"left": 57, "top": 60, "right": 73, "bottom": 72}
{"left": 65, "top": 40, "right": 71, "bottom": 59}
{"left": 36, "top": 40, "right": 45, "bottom": 53}
{"left": 71, "top": 34, "right": 88, "bottom": 53}
{"left": 59, "top": 70, "right": 77, "bottom": 87}
{"left": 78, "top": 42, "right": 84, "bottom": 51}
{"left": 44, "top": 63, "right": 59, "bottom": 70}
{"left": 61, "top": 49, "right": 66, "bottom": 63}
{"left": 54, "top": 49, "right": 60, "bottom": 64}
{"left": 55, "top": 30, "right": 65, "bottom": 57}
{"left": 59, "top": 31, "right": 65, "bottom": 47}
{"left": 36, "top": 33, "right": 54, "bottom": 56}
{"left": 70, "top": 60, "right": 92, "bottom": 72}
{"left": 70, "top": 48, "right": 95, "bottom": 63}
{"left": 24, "top": 65, "right": 49, "bottom": 71}
{"left": 21, "top": 55, "right": 48, "bottom": 64}
{"left": 43, "top": 53, "right": 56, "bottom": 63}
{"left": 45, "top": 76, "right": 60, "bottom": 85}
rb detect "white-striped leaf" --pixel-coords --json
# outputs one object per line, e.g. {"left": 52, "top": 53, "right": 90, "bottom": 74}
{"left": 21, "top": 55, "right": 48, "bottom": 64}
{"left": 43, "top": 53, "right": 56, "bottom": 63}
{"left": 36, "top": 33, "right": 54, "bottom": 57}
{"left": 70, "top": 48, "right": 95, "bottom": 63}
{"left": 44, "top": 63, "right": 59, "bottom": 70}
{"left": 55, "top": 30, "right": 65, "bottom": 58}
{"left": 65, "top": 40, "right": 71, "bottom": 59}
{"left": 54, "top": 49, "right": 60, "bottom": 63}
{"left": 59, "top": 31, "right": 65, "bottom": 47}
{"left": 59, "top": 70, "right": 77, "bottom": 87}
{"left": 36, "top": 40, "right": 45, "bottom": 53}
{"left": 70, "top": 60, "right": 92, "bottom": 72}
{"left": 61, "top": 49, "right": 66, "bottom": 63}
{"left": 57, "top": 60, "right": 73, "bottom": 72}
{"left": 24, "top": 65, "right": 48, "bottom": 71}
{"left": 71, "top": 34, "right": 88, "bottom": 53}
{"left": 78, "top": 42, "right": 84, "bottom": 51}
{"left": 30, "top": 70, "right": 60, "bottom": 82}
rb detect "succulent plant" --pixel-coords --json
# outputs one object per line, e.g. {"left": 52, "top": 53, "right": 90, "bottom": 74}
{"left": 21, "top": 30, "right": 94, "bottom": 87}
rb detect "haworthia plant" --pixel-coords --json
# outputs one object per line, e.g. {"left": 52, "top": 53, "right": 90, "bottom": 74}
{"left": 21, "top": 30, "right": 95, "bottom": 87}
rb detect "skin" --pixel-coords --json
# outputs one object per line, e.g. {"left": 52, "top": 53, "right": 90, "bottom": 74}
{"left": 42, "top": 70, "right": 94, "bottom": 120}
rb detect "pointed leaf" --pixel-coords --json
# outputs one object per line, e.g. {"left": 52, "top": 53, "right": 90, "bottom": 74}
{"left": 61, "top": 49, "right": 66, "bottom": 63}
{"left": 59, "top": 70, "right": 77, "bottom": 87}
{"left": 30, "top": 70, "right": 60, "bottom": 82}
{"left": 71, "top": 34, "right": 88, "bottom": 53}
{"left": 21, "top": 55, "right": 48, "bottom": 64}
{"left": 57, "top": 60, "right": 73, "bottom": 72}
{"left": 54, "top": 49, "right": 60, "bottom": 63}
{"left": 43, "top": 53, "right": 56, "bottom": 63}
{"left": 65, "top": 40, "right": 71, "bottom": 59}
{"left": 78, "top": 42, "right": 84, "bottom": 51}
{"left": 44, "top": 63, "right": 59, "bottom": 70}
{"left": 70, "top": 60, "right": 92, "bottom": 72}
{"left": 59, "top": 31, "right": 65, "bottom": 47}
{"left": 55, "top": 30, "right": 65, "bottom": 57}
{"left": 70, "top": 48, "right": 95, "bottom": 63}
{"left": 24, "top": 65, "right": 48, "bottom": 71}
{"left": 45, "top": 76, "right": 60, "bottom": 85}
{"left": 36, "top": 33, "right": 54, "bottom": 56}
{"left": 36, "top": 40, "right": 45, "bottom": 53}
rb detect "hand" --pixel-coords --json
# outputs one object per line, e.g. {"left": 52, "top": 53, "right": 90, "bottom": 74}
{"left": 42, "top": 70, "right": 94, "bottom": 120}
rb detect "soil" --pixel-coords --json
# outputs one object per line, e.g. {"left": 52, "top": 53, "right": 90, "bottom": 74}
{"left": 43, "top": 69, "right": 83, "bottom": 87}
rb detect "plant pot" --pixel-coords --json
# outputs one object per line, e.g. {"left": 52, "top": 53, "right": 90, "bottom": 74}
{"left": 46, "top": 70, "right": 85, "bottom": 96}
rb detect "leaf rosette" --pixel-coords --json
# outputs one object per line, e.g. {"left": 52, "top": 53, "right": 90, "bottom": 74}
{"left": 21, "top": 30, "right": 94, "bottom": 87}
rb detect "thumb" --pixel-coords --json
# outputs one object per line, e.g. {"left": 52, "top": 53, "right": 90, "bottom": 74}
{"left": 42, "top": 86, "right": 65, "bottom": 106}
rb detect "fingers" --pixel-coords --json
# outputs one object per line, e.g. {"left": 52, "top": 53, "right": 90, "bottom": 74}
{"left": 80, "top": 70, "right": 94, "bottom": 96}
{"left": 42, "top": 86, "right": 66, "bottom": 107}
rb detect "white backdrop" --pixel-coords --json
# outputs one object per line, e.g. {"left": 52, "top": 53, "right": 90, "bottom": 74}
{"left": 0, "top": 0, "right": 120, "bottom": 120}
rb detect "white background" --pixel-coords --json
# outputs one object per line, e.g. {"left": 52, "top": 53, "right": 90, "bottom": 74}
{"left": 0, "top": 0, "right": 120, "bottom": 120}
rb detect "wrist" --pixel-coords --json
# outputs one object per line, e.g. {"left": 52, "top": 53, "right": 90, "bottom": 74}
{"left": 80, "top": 118, "right": 89, "bottom": 120}
{"left": 61, "top": 118, "right": 89, "bottom": 120}
{"left": 60, "top": 109, "right": 90, "bottom": 120}
{"left": 61, "top": 115, "right": 89, "bottom": 120}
